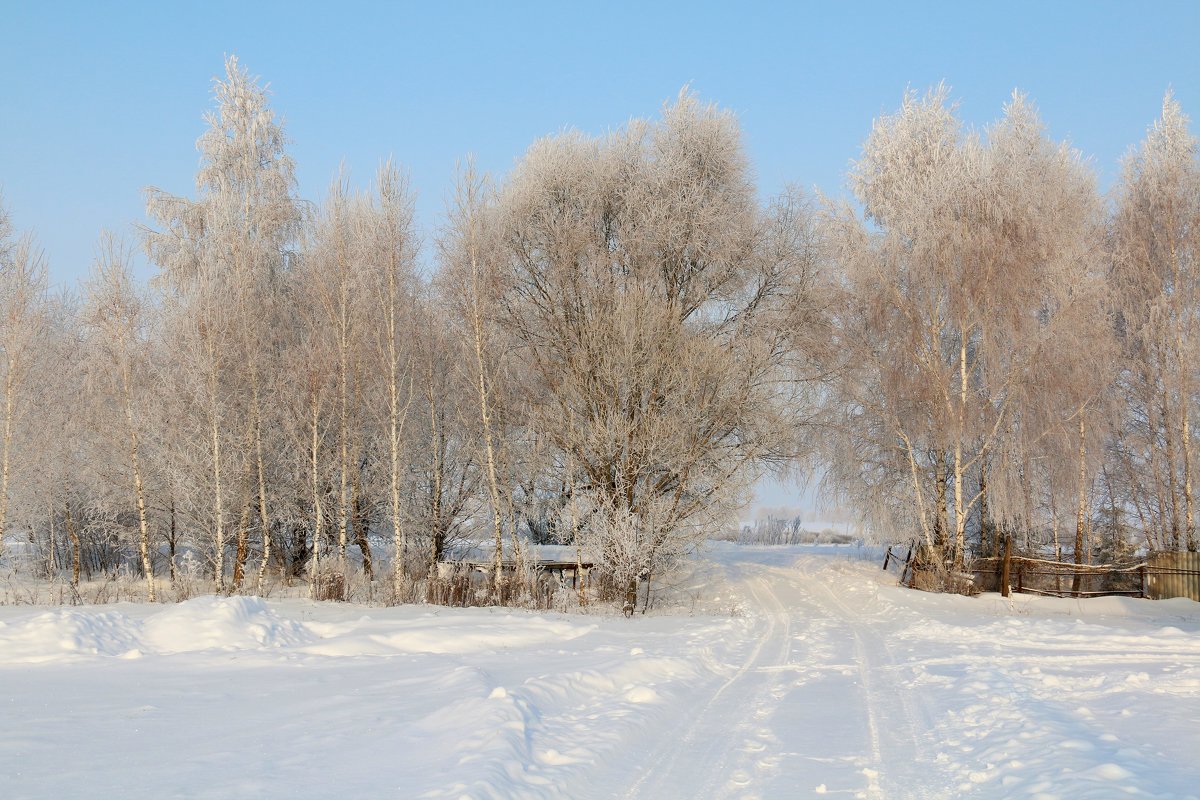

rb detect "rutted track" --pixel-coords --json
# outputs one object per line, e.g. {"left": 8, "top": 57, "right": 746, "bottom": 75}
{"left": 622, "top": 573, "right": 795, "bottom": 799}
{"left": 622, "top": 552, "right": 945, "bottom": 799}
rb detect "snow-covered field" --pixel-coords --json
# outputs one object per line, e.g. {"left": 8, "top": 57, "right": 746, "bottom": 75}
{"left": 1, "top": 545, "right": 1198, "bottom": 799}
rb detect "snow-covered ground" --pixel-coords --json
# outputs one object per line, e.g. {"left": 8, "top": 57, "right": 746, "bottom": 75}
{"left": 1, "top": 544, "right": 1198, "bottom": 799}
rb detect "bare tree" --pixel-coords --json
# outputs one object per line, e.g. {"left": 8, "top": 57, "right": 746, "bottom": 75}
{"left": 440, "top": 161, "right": 517, "bottom": 594}
{"left": 1111, "top": 92, "right": 1200, "bottom": 552}
{"left": 144, "top": 55, "right": 301, "bottom": 590}
{"left": 358, "top": 162, "right": 419, "bottom": 588}
{"left": 470, "top": 91, "right": 806, "bottom": 596}
{"left": 0, "top": 201, "right": 49, "bottom": 557}
{"left": 825, "top": 87, "right": 1100, "bottom": 569}
{"left": 84, "top": 234, "right": 158, "bottom": 601}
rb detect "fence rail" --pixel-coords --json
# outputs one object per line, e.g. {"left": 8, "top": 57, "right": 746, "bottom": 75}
{"left": 885, "top": 542, "right": 1200, "bottom": 601}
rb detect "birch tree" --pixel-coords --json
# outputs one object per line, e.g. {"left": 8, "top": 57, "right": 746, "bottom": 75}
{"left": 1111, "top": 92, "right": 1200, "bottom": 552}
{"left": 0, "top": 202, "right": 49, "bottom": 557}
{"left": 826, "top": 87, "right": 1099, "bottom": 568}
{"left": 359, "top": 162, "right": 419, "bottom": 586}
{"left": 84, "top": 234, "right": 158, "bottom": 601}
{"left": 144, "top": 55, "right": 300, "bottom": 589}
{"left": 440, "top": 162, "right": 517, "bottom": 594}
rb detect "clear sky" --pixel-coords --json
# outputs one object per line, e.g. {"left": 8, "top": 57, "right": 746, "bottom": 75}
{"left": 4, "top": 0, "right": 1198, "bottom": 514}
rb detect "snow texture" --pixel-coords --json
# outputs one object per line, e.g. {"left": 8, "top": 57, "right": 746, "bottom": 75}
{"left": 1, "top": 545, "right": 1197, "bottom": 798}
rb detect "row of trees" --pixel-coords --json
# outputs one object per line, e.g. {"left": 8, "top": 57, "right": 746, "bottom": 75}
{"left": 820, "top": 86, "right": 1200, "bottom": 576}
{"left": 0, "top": 59, "right": 811, "bottom": 603}
{"left": 0, "top": 61, "right": 1196, "bottom": 603}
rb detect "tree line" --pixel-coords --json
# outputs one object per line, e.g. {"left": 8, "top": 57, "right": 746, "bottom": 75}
{"left": 0, "top": 60, "right": 1196, "bottom": 603}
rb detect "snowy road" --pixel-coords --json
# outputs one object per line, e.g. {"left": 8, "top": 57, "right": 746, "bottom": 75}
{"left": 620, "top": 553, "right": 941, "bottom": 800}
{"left": 1, "top": 545, "right": 1199, "bottom": 798}
{"left": 617, "top": 547, "right": 1200, "bottom": 799}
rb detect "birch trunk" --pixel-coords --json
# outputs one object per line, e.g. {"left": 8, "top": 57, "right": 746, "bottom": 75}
{"left": 387, "top": 265, "right": 405, "bottom": 587}
{"left": 0, "top": 365, "right": 14, "bottom": 555}
{"left": 66, "top": 503, "right": 80, "bottom": 589}
{"left": 1073, "top": 414, "right": 1088, "bottom": 595}
{"left": 253, "top": 381, "right": 271, "bottom": 594}
{"left": 310, "top": 395, "right": 323, "bottom": 597}
{"left": 207, "top": 347, "right": 226, "bottom": 593}
{"left": 953, "top": 333, "right": 968, "bottom": 568}
{"left": 121, "top": 360, "right": 156, "bottom": 602}
{"left": 426, "top": 371, "right": 445, "bottom": 567}
{"left": 462, "top": 204, "right": 507, "bottom": 597}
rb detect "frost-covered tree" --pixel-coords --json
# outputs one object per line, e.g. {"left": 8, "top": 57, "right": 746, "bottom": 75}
{"left": 144, "top": 55, "right": 301, "bottom": 590}
{"left": 1111, "top": 92, "right": 1200, "bottom": 552}
{"left": 472, "top": 92, "right": 807, "bottom": 594}
{"left": 358, "top": 162, "right": 420, "bottom": 587}
{"left": 824, "top": 87, "right": 1100, "bottom": 568}
{"left": 0, "top": 201, "right": 49, "bottom": 557}
{"left": 83, "top": 234, "right": 159, "bottom": 601}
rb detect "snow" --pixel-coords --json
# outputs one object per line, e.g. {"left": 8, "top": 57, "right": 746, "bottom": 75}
{"left": 1, "top": 545, "right": 1198, "bottom": 799}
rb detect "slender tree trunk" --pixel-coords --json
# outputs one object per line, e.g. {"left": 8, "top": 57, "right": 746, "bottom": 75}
{"left": 65, "top": 503, "right": 80, "bottom": 589}
{"left": 1183, "top": 399, "right": 1195, "bottom": 551}
{"left": 252, "top": 382, "right": 272, "bottom": 594}
{"left": 337, "top": 233, "right": 351, "bottom": 567}
{"left": 979, "top": 461, "right": 992, "bottom": 558}
{"left": 934, "top": 455, "right": 949, "bottom": 553}
{"left": 232, "top": 490, "right": 253, "bottom": 591}
{"left": 387, "top": 270, "right": 406, "bottom": 587}
{"left": 1051, "top": 503, "right": 1062, "bottom": 595}
{"left": 1172, "top": 247, "right": 1195, "bottom": 551}
{"left": 0, "top": 366, "right": 15, "bottom": 556}
{"left": 953, "top": 334, "right": 968, "bottom": 569}
{"left": 207, "top": 351, "right": 226, "bottom": 593}
{"left": 310, "top": 393, "right": 323, "bottom": 597}
{"left": 351, "top": 473, "right": 373, "bottom": 581}
{"left": 1073, "top": 414, "right": 1088, "bottom": 595}
{"left": 168, "top": 498, "right": 177, "bottom": 582}
{"left": 121, "top": 361, "right": 156, "bottom": 602}
{"left": 427, "top": 378, "right": 445, "bottom": 568}
{"left": 46, "top": 500, "right": 57, "bottom": 578}
{"left": 1162, "top": 387, "right": 1182, "bottom": 549}
{"left": 466, "top": 243, "right": 507, "bottom": 596}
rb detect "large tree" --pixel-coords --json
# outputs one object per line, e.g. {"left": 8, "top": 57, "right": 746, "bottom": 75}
{"left": 1111, "top": 92, "right": 1200, "bottom": 553}
{"left": 824, "top": 87, "right": 1100, "bottom": 568}
{"left": 144, "top": 55, "right": 301, "bottom": 590}
{"left": 468, "top": 92, "right": 808, "bottom": 592}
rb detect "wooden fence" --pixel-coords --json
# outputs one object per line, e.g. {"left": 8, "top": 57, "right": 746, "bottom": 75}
{"left": 885, "top": 541, "right": 1200, "bottom": 601}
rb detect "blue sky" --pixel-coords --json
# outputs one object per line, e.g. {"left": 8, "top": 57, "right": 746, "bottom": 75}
{"left": 3, "top": 0, "right": 1198, "bottom": 512}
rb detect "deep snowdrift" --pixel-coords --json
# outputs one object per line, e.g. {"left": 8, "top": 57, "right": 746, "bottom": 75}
{"left": 0, "top": 545, "right": 1197, "bottom": 799}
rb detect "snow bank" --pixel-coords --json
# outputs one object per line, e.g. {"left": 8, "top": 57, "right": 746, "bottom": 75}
{"left": 140, "top": 596, "right": 316, "bottom": 653}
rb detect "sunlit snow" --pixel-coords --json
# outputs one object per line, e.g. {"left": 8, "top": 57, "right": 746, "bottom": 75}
{"left": 2, "top": 545, "right": 1197, "bottom": 799}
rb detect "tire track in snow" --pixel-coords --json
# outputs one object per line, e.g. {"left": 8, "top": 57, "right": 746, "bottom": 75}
{"left": 793, "top": 558, "right": 946, "bottom": 800}
{"left": 622, "top": 572, "right": 791, "bottom": 799}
